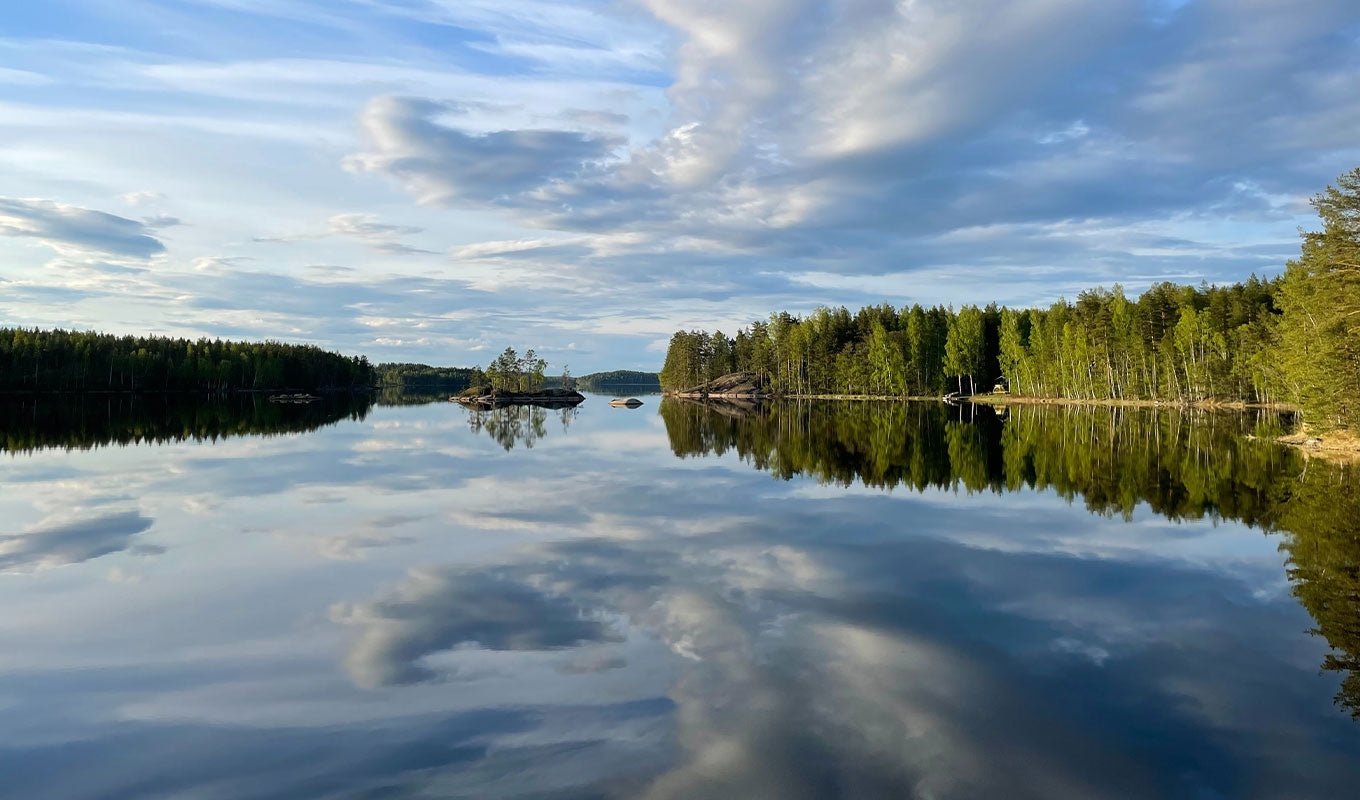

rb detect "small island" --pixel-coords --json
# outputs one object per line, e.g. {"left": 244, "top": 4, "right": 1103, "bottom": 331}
{"left": 453, "top": 386, "right": 584, "bottom": 409}
{"left": 446, "top": 347, "right": 584, "bottom": 408}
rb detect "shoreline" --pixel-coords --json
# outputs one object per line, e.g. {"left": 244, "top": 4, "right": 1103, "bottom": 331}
{"left": 665, "top": 391, "right": 1296, "bottom": 412}
{"left": 968, "top": 394, "right": 1295, "bottom": 412}
{"left": 665, "top": 391, "right": 1358, "bottom": 464}
{"left": 1273, "top": 429, "right": 1360, "bottom": 465}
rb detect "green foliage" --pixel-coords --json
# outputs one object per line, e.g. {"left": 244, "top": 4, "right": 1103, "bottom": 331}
{"left": 944, "top": 305, "right": 985, "bottom": 394}
{"left": 1274, "top": 168, "right": 1360, "bottom": 432}
{"left": 658, "top": 283, "right": 1279, "bottom": 403}
{"left": 660, "top": 305, "right": 952, "bottom": 396}
{"left": 484, "top": 347, "right": 548, "bottom": 392}
{"left": 0, "top": 328, "right": 374, "bottom": 393}
{"left": 658, "top": 330, "right": 712, "bottom": 391}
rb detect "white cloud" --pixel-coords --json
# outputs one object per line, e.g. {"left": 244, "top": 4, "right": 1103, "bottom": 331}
{"left": 345, "top": 96, "right": 621, "bottom": 206}
{"left": 0, "top": 198, "right": 166, "bottom": 258}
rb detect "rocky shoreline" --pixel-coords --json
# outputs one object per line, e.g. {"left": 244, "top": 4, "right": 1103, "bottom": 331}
{"left": 667, "top": 371, "right": 770, "bottom": 399}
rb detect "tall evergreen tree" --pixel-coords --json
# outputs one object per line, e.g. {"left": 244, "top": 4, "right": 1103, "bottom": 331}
{"left": 1276, "top": 168, "right": 1360, "bottom": 432}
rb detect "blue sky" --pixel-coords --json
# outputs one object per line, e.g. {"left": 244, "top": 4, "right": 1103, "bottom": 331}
{"left": 2, "top": 0, "right": 1358, "bottom": 371}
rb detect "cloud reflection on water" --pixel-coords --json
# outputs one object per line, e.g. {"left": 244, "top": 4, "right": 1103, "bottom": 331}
{"left": 0, "top": 511, "right": 155, "bottom": 573}
{"left": 0, "top": 398, "right": 1356, "bottom": 798}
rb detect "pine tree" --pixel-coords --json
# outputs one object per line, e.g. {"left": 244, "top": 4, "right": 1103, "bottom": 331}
{"left": 1276, "top": 168, "right": 1360, "bottom": 431}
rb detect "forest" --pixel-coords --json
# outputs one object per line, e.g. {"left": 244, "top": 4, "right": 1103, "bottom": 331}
{"left": 0, "top": 328, "right": 375, "bottom": 393}
{"left": 659, "top": 168, "right": 1360, "bottom": 433}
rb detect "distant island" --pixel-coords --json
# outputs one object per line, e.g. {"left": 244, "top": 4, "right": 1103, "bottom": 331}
{"left": 378, "top": 356, "right": 657, "bottom": 396}
{"left": 377, "top": 362, "right": 482, "bottom": 393}
{"left": 660, "top": 168, "right": 1360, "bottom": 442}
{"left": 573, "top": 370, "right": 660, "bottom": 391}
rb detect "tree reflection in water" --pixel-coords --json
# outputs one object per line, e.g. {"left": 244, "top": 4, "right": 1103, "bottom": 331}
{"left": 660, "top": 398, "right": 1360, "bottom": 718}
{"left": 0, "top": 393, "right": 373, "bottom": 453}
{"left": 464, "top": 404, "right": 577, "bottom": 451}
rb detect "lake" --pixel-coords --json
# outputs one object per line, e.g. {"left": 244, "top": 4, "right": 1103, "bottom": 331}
{"left": 1, "top": 393, "right": 1357, "bottom": 799}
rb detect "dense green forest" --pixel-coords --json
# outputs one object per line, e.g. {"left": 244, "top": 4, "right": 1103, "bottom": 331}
{"left": 659, "top": 280, "right": 1280, "bottom": 400}
{"left": 660, "top": 397, "right": 1360, "bottom": 714}
{"left": 659, "top": 168, "right": 1360, "bottom": 433}
{"left": 575, "top": 370, "right": 660, "bottom": 390}
{"left": 0, "top": 329, "right": 374, "bottom": 393}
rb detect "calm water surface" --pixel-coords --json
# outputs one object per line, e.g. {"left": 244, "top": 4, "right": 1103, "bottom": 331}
{"left": 1, "top": 393, "right": 1357, "bottom": 798}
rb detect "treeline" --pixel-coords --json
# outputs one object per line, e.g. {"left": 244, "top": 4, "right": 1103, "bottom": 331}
{"left": 576, "top": 370, "right": 660, "bottom": 390}
{"left": 377, "top": 363, "right": 482, "bottom": 392}
{"left": 0, "top": 329, "right": 375, "bottom": 393}
{"left": 659, "top": 282, "right": 1276, "bottom": 399}
{"left": 660, "top": 168, "right": 1360, "bottom": 432}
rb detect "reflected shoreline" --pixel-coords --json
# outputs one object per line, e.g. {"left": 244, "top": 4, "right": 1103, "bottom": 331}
{"left": 0, "top": 393, "right": 374, "bottom": 453}
{"left": 661, "top": 396, "right": 1360, "bottom": 717}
